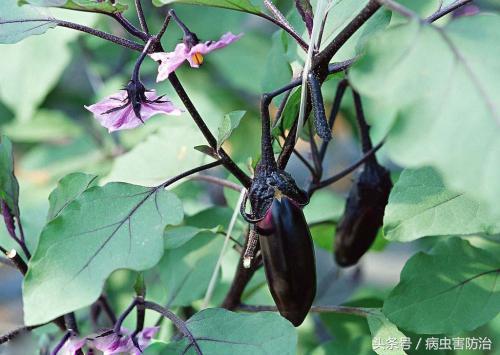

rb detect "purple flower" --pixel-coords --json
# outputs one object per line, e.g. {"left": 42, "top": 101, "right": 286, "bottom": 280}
{"left": 92, "top": 327, "right": 159, "bottom": 355}
{"left": 85, "top": 81, "right": 182, "bottom": 132}
{"left": 59, "top": 336, "right": 86, "bottom": 355}
{"left": 150, "top": 32, "right": 243, "bottom": 81}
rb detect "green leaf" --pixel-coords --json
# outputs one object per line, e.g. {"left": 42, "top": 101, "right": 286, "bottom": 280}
{"left": 367, "top": 309, "right": 408, "bottom": 355}
{"left": 320, "top": 0, "right": 391, "bottom": 61}
{"left": 0, "top": 135, "right": 20, "bottom": 217}
{"left": 272, "top": 87, "right": 301, "bottom": 138}
{"left": 384, "top": 168, "right": 500, "bottom": 242}
{"left": 349, "top": 15, "right": 500, "bottom": 218}
{"left": 193, "top": 145, "right": 219, "bottom": 160}
{"left": 105, "top": 120, "right": 210, "bottom": 186}
{"left": 303, "top": 189, "right": 345, "bottom": 224}
{"left": 156, "top": 230, "right": 222, "bottom": 306}
{"left": 311, "top": 337, "right": 372, "bottom": 355}
{"left": 0, "top": 11, "right": 91, "bottom": 121}
{"left": 164, "top": 225, "right": 202, "bottom": 249}
{"left": 383, "top": 238, "right": 500, "bottom": 334}
{"left": 0, "top": 2, "right": 56, "bottom": 44}
{"left": 217, "top": 110, "right": 246, "bottom": 150}
{"left": 23, "top": 183, "right": 183, "bottom": 325}
{"left": 19, "top": 0, "right": 128, "bottom": 14}
{"left": 46, "top": 172, "right": 98, "bottom": 221}
{"left": 159, "top": 308, "right": 297, "bottom": 354}
{"left": 261, "top": 32, "right": 292, "bottom": 97}
{"left": 2, "top": 110, "right": 83, "bottom": 142}
{"left": 152, "top": 0, "right": 263, "bottom": 15}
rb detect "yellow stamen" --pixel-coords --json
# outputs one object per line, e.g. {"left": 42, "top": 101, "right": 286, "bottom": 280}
{"left": 192, "top": 52, "right": 204, "bottom": 66}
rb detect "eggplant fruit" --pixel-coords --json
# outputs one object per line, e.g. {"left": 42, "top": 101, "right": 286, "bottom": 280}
{"left": 258, "top": 196, "right": 316, "bottom": 326}
{"left": 334, "top": 161, "right": 392, "bottom": 267}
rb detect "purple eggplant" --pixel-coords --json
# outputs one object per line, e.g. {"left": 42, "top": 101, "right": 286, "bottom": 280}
{"left": 257, "top": 196, "right": 316, "bottom": 326}
{"left": 334, "top": 161, "right": 392, "bottom": 267}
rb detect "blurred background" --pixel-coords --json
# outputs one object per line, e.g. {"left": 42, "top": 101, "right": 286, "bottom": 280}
{"left": 1, "top": 0, "right": 499, "bottom": 354}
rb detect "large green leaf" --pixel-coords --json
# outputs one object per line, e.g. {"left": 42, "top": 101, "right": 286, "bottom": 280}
{"left": 157, "top": 308, "right": 297, "bottom": 354}
{"left": 2, "top": 109, "right": 83, "bottom": 143}
{"left": 0, "top": 9, "right": 94, "bottom": 121}
{"left": 105, "top": 120, "right": 209, "bottom": 186}
{"left": 152, "top": 0, "right": 263, "bottom": 15}
{"left": 320, "top": 0, "right": 391, "bottom": 61}
{"left": 0, "top": 135, "right": 20, "bottom": 217}
{"left": 383, "top": 238, "right": 500, "bottom": 334}
{"left": 367, "top": 309, "right": 408, "bottom": 355}
{"left": 384, "top": 168, "right": 500, "bottom": 242}
{"left": 155, "top": 230, "right": 223, "bottom": 306}
{"left": 310, "top": 337, "right": 372, "bottom": 355}
{"left": 19, "top": 0, "right": 128, "bottom": 14}
{"left": 349, "top": 15, "right": 500, "bottom": 218}
{"left": 23, "top": 183, "right": 183, "bottom": 325}
{"left": 0, "top": 1, "right": 56, "bottom": 44}
{"left": 46, "top": 172, "right": 97, "bottom": 221}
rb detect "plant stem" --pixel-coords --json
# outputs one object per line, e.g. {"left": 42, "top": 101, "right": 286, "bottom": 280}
{"left": 314, "top": 1, "right": 381, "bottom": 78}
{"left": 51, "top": 331, "right": 71, "bottom": 355}
{"left": 309, "top": 140, "right": 385, "bottom": 193}
{"left": 98, "top": 295, "right": 117, "bottom": 324}
{"left": 56, "top": 20, "right": 144, "bottom": 52}
{"left": 134, "top": 0, "right": 150, "bottom": 34}
{"left": 131, "top": 38, "right": 154, "bottom": 82}
{"left": 189, "top": 175, "right": 243, "bottom": 192}
{"left": 260, "top": 94, "right": 278, "bottom": 171}
{"left": 110, "top": 13, "right": 149, "bottom": 41}
{"left": 257, "top": 13, "right": 308, "bottom": 51}
{"left": 375, "top": 0, "right": 418, "bottom": 19}
{"left": 143, "top": 301, "right": 202, "bottom": 355}
{"left": 352, "top": 91, "right": 374, "bottom": 154}
{"left": 114, "top": 299, "right": 137, "bottom": 335}
{"left": 426, "top": 0, "right": 473, "bottom": 22}
{"left": 6, "top": 249, "right": 28, "bottom": 275}
{"left": 158, "top": 161, "right": 223, "bottom": 189}
{"left": 0, "top": 324, "right": 45, "bottom": 345}
{"left": 277, "top": 61, "right": 354, "bottom": 169}
{"left": 263, "top": 0, "right": 306, "bottom": 51}
{"left": 293, "top": 149, "right": 316, "bottom": 177}
{"left": 221, "top": 231, "right": 262, "bottom": 310}
{"left": 237, "top": 304, "right": 371, "bottom": 317}
{"left": 168, "top": 73, "right": 252, "bottom": 188}
{"left": 319, "top": 79, "right": 348, "bottom": 161}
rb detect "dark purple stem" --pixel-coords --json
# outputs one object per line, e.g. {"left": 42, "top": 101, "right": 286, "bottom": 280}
{"left": 426, "top": 0, "right": 473, "bottom": 22}
{"left": 51, "top": 331, "right": 71, "bottom": 355}
{"left": 143, "top": 300, "right": 202, "bottom": 355}
{"left": 168, "top": 73, "right": 252, "bottom": 188}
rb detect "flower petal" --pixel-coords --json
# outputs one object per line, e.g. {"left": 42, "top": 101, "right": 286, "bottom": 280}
{"left": 187, "top": 32, "right": 243, "bottom": 67}
{"left": 85, "top": 90, "right": 181, "bottom": 132}
{"left": 60, "top": 336, "right": 86, "bottom": 355}
{"left": 150, "top": 43, "right": 190, "bottom": 82}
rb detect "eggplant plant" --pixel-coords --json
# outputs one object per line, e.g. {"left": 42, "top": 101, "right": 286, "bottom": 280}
{"left": 0, "top": 0, "right": 499, "bottom": 354}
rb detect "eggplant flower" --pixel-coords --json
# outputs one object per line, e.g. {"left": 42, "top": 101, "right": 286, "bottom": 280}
{"left": 150, "top": 32, "right": 243, "bottom": 82}
{"left": 59, "top": 327, "right": 159, "bottom": 355}
{"left": 93, "top": 327, "right": 159, "bottom": 355}
{"left": 85, "top": 80, "right": 181, "bottom": 132}
{"left": 59, "top": 336, "right": 86, "bottom": 355}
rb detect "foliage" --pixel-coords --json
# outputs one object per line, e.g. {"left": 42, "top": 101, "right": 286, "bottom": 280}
{"left": 0, "top": 0, "right": 499, "bottom": 354}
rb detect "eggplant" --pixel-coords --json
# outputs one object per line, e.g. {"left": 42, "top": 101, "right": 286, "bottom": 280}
{"left": 258, "top": 196, "right": 316, "bottom": 326}
{"left": 334, "top": 161, "right": 392, "bottom": 267}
